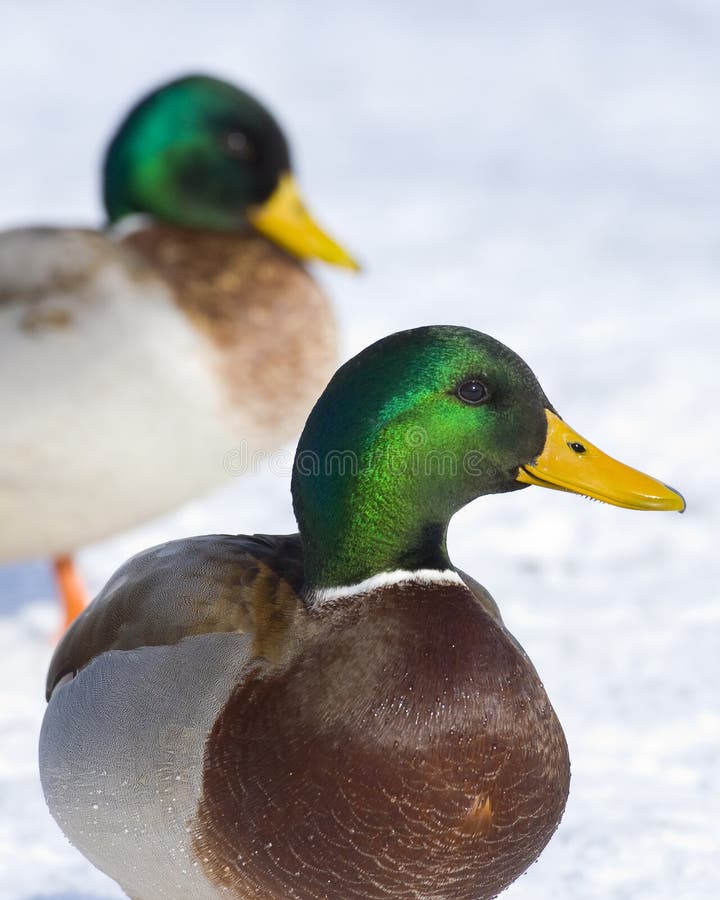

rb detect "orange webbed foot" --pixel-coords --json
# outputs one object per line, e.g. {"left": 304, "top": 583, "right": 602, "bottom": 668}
{"left": 53, "top": 555, "right": 88, "bottom": 636}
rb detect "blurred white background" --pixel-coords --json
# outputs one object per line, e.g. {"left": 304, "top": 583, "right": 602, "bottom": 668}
{"left": 1, "top": 1, "right": 718, "bottom": 897}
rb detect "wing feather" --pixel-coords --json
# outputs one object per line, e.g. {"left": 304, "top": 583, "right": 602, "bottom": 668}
{"left": 46, "top": 533, "right": 304, "bottom": 699}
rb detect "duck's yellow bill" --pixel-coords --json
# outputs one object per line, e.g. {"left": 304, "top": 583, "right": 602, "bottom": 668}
{"left": 249, "top": 172, "right": 360, "bottom": 270}
{"left": 516, "top": 410, "right": 685, "bottom": 512}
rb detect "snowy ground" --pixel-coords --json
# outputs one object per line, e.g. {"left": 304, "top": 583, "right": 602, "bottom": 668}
{"left": 1, "top": 1, "right": 719, "bottom": 898}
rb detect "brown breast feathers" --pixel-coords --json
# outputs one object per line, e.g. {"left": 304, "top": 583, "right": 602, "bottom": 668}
{"left": 121, "top": 225, "right": 338, "bottom": 436}
{"left": 193, "top": 579, "right": 570, "bottom": 900}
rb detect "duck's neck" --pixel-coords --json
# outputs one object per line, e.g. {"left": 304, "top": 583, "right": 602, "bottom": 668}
{"left": 293, "top": 450, "right": 455, "bottom": 590}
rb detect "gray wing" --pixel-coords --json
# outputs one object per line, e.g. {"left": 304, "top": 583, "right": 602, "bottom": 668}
{"left": 0, "top": 226, "right": 145, "bottom": 308}
{"left": 46, "top": 533, "right": 304, "bottom": 699}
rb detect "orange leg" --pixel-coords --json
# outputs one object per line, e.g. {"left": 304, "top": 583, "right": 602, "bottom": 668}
{"left": 53, "top": 555, "right": 88, "bottom": 632}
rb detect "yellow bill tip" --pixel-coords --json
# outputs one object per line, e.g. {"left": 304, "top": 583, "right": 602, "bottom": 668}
{"left": 249, "top": 172, "right": 360, "bottom": 271}
{"left": 659, "top": 483, "right": 686, "bottom": 513}
{"left": 516, "top": 410, "right": 686, "bottom": 513}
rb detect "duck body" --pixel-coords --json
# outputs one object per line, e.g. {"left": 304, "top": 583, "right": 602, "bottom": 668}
{"left": 1, "top": 73, "right": 356, "bottom": 624}
{"left": 0, "top": 225, "right": 335, "bottom": 560}
{"left": 40, "top": 534, "right": 569, "bottom": 900}
{"left": 40, "top": 327, "right": 684, "bottom": 897}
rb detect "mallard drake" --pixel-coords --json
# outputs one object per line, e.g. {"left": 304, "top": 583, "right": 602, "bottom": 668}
{"left": 0, "top": 74, "right": 357, "bottom": 628}
{"left": 40, "top": 326, "right": 684, "bottom": 899}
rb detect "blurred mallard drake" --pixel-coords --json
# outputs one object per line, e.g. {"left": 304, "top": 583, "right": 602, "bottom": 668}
{"left": 40, "top": 326, "right": 684, "bottom": 900}
{"left": 0, "top": 74, "right": 357, "bottom": 627}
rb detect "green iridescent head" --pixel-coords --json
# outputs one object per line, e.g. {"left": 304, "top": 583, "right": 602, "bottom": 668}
{"left": 292, "top": 326, "right": 549, "bottom": 588}
{"left": 292, "top": 325, "right": 685, "bottom": 589}
{"left": 102, "top": 74, "right": 359, "bottom": 267}
{"left": 103, "top": 74, "right": 289, "bottom": 229}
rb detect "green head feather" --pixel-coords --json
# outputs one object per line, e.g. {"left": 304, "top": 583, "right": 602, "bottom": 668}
{"left": 292, "top": 326, "right": 551, "bottom": 588}
{"left": 103, "top": 74, "right": 290, "bottom": 230}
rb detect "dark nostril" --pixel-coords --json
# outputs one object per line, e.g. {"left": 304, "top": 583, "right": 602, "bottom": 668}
{"left": 568, "top": 441, "right": 586, "bottom": 454}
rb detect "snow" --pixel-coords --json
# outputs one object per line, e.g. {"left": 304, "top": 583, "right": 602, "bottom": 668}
{"left": 1, "top": 1, "right": 718, "bottom": 897}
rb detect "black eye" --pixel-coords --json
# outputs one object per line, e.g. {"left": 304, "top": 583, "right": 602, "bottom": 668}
{"left": 568, "top": 441, "right": 586, "bottom": 454}
{"left": 457, "top": 380, "right": 489, "bottom": 405}
{"left": 223, "top": 131, "right": 256, "bottom": 161}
